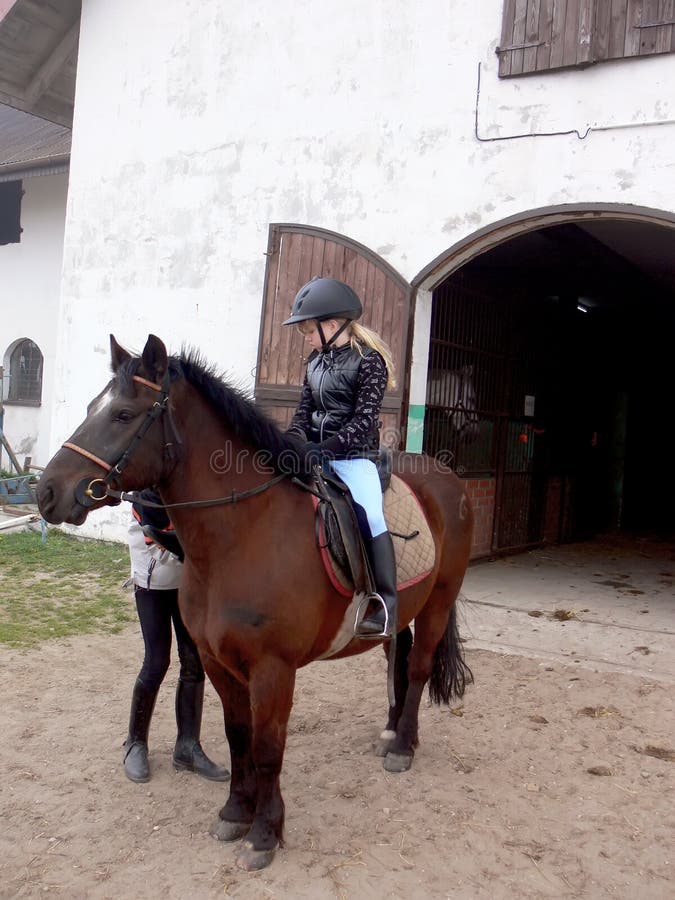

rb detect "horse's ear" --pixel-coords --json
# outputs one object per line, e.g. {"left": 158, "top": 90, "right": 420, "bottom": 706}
{"left": 141, "top": 334, "right": 168, "bottom": 381}
{"left": 110, "top": 335, "right": 132, "bottom": 373}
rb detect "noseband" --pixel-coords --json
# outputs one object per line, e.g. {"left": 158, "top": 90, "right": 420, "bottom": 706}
{"left": 63, "top": 372, "right": 177, "bottom": 508}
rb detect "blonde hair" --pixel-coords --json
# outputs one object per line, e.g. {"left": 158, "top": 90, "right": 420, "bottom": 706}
{"left": 300, "top": 317, "right": 397, "bottom": 390}
{"left": 349, "top": 322, "right": 397, "bottom": 390}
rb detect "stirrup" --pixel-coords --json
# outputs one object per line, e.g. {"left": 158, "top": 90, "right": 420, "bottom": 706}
{"left": 354, "top": 592, "right": 395, "bottom": 640}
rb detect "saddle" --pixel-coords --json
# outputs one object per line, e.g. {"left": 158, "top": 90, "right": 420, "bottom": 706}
{"left": 311, "top": 452, "right": 436, "bottom": 600}
{"left": 313, "top": 466, "right": 374, "bottom": 598}
{"left": 308, "top": 458, "right": 436, "bottom": 663}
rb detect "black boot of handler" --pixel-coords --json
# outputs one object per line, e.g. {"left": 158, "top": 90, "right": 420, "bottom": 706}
{"left": 123, "top": 677, "right": 157, "bottom": 783}
{"left": 172, "top": 679, "right": 229, "bottom": 782}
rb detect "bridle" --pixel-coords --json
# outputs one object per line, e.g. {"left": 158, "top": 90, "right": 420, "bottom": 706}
{"left": 449, "top": 400, "right": 479, "bottom": 435}
{"left": 62, "top": 370, "right": 286, "bottom": 510}
{"left": 448, "top": 370, "right": 479, "bottom": 436}
{"left": 63, "top": 371, "right": 178, "bottom": 509}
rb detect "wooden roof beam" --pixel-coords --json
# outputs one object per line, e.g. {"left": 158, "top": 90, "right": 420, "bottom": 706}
{"left": 0, "top": 84, "right": 73, "bottom": 128}
{"left": 23, "top": 20, "right": 79, "bottom": 109}
{"left": 0, "top": 80, "right": 28, "bottom": 105}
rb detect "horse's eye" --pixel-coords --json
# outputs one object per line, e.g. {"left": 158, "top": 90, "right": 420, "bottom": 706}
{"left": 115, "top": 409, "right": 136, "bottom": 423}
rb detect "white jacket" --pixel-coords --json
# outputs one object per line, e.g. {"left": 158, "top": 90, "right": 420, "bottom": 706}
{"left": 128, "top": 518, "right": 183, "bottom": 590}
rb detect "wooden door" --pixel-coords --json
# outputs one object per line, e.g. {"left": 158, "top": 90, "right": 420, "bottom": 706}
{"left": 255, "top": 224, "right": 412, "bottom": 447}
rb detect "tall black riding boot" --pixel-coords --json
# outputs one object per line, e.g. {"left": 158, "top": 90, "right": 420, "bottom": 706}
{"left": 355, "top": 531, "right": 398, "bottom": 639}
{"left": 123, "top": 677, "right": 158, "bottom": 783}
{"left": 173, "top": 679, "right": 230, "bottom": 782}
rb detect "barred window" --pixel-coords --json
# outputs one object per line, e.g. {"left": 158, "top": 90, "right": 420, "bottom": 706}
{"left": 7, "top": 339, "right": 43, "bottom": 404}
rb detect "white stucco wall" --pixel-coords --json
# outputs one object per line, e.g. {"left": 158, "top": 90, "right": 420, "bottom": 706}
{"left": 1, "top": 172, "right": 68, "bottom": 471}
{"left": 55, "top": 0, "right": 675, "bottom": 538}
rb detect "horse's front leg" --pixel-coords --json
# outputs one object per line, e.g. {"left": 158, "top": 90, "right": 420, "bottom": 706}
{"left": 203, "top": 661, "right": 257, "bottom": 843}
{"left": 235, "top": 657, "right": 296, "bottom": 872}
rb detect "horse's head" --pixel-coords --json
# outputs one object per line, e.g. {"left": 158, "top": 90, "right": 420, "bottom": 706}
{"left": 37, "top": 334, "right": 173, "bottom": 525}
{"left": 426, "top": 365, "right": 480, "bottom": 441}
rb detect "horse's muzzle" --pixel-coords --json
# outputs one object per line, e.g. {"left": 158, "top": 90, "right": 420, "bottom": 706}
{"left": 37, "top": 477, "right": 100, "bottom": 525}
{"left": 36, "top": 479, "right": 66, "bottom": 524}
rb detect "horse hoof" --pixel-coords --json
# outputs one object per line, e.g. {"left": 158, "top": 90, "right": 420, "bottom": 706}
{"left": 235, "top": 840, "right": 278, "bottom": 871}
{"left": 210, "top": 819, "right": 250, "bottom": 842}
{"left": 384, "top": 752, "right": 412, "bottom": 773}
{"left": 375, "top": 729, "right": 396, "bottom": 757}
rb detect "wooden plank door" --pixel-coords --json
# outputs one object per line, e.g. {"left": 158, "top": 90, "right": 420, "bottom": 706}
{"left": 254, "top": 224, "right": 412, "bottom": 448}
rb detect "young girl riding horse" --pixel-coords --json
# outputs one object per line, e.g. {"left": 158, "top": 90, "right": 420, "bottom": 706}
{"left": 283, "top": 276, "right": 397, "bottom": 639}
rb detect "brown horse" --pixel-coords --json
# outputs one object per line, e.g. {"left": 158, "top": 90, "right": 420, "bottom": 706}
{"left": 37, "top": 334, "right": 474, "bottom": 871}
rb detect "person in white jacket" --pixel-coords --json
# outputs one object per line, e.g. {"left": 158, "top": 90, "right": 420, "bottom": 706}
{"left": 123, "top": 488, "right": 229, "bottom": 784}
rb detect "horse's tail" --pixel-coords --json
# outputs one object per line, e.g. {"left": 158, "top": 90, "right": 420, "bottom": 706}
{"left": 428, "top": 595, "right": 473, "bottom": 705}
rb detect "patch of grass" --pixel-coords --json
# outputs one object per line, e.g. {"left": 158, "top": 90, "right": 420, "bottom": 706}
{"left": 0, "top": 468, "right": 21, "bottom": 479}
{"left": 0, "top": 530, "right": 134, "bottom": 648}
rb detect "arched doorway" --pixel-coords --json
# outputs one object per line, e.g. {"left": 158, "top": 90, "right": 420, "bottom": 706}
{"left": 412, "top": 204, "right": 675, "bottom": 555}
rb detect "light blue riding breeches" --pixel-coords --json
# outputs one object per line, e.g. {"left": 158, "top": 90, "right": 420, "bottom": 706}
{"left": 327, "top": 457, "right": 387, "bottom": 539}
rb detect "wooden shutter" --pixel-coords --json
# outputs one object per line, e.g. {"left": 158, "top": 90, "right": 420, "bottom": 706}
{"left": 254, "top": 224, "right": 412, "bottom": 448}
{"left": 594, "top": 1, "right": 675, "bottom": 61}
{"left": 497, "top": 0, "right": 589, "bottom": 75}
{"left": 498, "top": 1, "right": 675, "bottom": 77}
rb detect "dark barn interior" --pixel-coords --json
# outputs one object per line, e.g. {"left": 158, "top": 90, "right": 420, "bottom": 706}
{"left": 424, "top": 218, "right": 675, "bottom": 552}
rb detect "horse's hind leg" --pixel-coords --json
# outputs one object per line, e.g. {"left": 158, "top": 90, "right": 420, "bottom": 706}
{"left": 382, "top": 585, "right": 462, "bottom": 774}
{"left": 204, "top": 662, "right": 257, "bottom": 844}
{"left": 375, "top": 625, "right": 412, "bottom": 757}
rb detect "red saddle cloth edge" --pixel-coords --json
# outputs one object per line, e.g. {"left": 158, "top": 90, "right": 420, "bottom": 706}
{"left": 311, "top": 484, "right": 435, "bottom": 598}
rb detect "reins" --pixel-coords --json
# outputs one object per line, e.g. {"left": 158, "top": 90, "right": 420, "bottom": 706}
{"left": 106, "top": 473, "right": 288, "bottom": 510}
{"left": 62, "top": 372, "right": 288, "bottom": 510}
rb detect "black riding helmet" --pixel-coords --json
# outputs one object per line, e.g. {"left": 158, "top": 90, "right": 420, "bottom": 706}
{"left": 282, "top": 277, "right": 362, "bottom": 326}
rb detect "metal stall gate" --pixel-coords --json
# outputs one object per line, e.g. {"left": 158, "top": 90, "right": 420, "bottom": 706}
{"left": 424, "top": 273, "right": 550, "bottom": 553}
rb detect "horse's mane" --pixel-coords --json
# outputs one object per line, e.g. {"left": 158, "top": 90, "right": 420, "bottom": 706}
{"left": 118, "top": 349, "right": 303, "bottom": 472}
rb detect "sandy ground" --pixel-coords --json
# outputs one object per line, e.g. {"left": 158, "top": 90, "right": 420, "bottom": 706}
{"left": 1, "top": 540, "right": 674, "bottom": 899}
